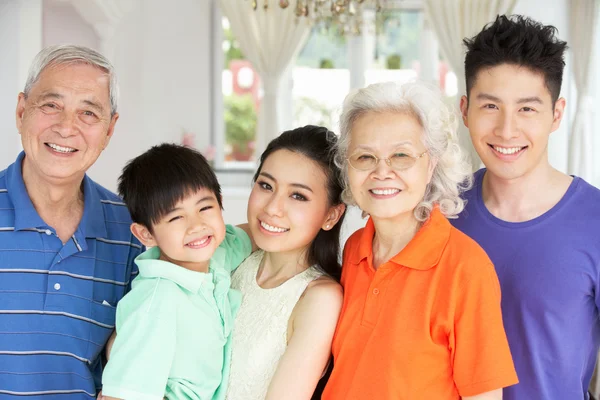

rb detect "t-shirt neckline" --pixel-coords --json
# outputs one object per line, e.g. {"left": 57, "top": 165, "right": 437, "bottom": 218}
{"left": 474, "top": 169, "right": 580, "bottom": 229}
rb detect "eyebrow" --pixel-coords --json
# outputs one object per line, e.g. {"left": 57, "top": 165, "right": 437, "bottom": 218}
{"left": 476, "top": 93, "right": 544, "bottom": 104}
{"left": 167, "top": 196, "right": 215, "bottom": 213}
{"left": 259, "top": 172, "right": 314, "bottom": 193}
{"left": 354, "top": 141, "right": 413, "bottom": 151}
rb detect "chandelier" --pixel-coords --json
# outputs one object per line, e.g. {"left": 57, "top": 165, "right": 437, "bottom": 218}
{"left": 249, "top": 0, "right": 388, "bottom": 35}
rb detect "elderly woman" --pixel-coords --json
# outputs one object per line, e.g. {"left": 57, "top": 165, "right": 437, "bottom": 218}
{"left": 322, "top": 81, "right": 518, "bottom": 400}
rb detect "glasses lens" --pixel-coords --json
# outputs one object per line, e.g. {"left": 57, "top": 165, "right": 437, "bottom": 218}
{"left": 349, "top": 153, "right": 377, "bottom": 170}
{"left": 389, "top": 153, "right": 416, "bottom": 170}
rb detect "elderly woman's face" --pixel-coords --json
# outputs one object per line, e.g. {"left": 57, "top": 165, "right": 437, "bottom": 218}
{"left": 347, "top": 111, "right": 435, "bottom": 221}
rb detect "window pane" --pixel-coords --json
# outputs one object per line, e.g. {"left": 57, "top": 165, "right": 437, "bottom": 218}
{"left": 222, "top": 17, "right": 259, "bottom": 163}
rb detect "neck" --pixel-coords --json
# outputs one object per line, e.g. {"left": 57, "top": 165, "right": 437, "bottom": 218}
{"left": 371, "top": 211, "right": 421, "bottom": 268}
{"left": 258, "top": 247, "right": 311, "bottom": 287}
{"left": 482, "top": 159, "right": 572, "bottom": 222}
{"left": 21, "top": 158, "right": 84, "bottom": 217}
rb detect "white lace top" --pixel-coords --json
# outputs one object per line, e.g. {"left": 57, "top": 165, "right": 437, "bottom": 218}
{"left": 225, "top": 250, "right": 324, "bottom": 400}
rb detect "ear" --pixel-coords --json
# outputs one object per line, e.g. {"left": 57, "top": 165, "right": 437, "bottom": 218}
{"left": 16, "top": 93, "right": 27, "bottom": 134}
{"left": 130, "top": 222, "right": 157, "bottom": 248}
{"left": 321, "top": 203, "right": 346, "bottom": 231}
{"left": 426, "top": 157, "right": 438, "bottom": 185}
{"left": 550, "top": 97, "right": 566, "bottom": 133}
{"left": 459, "top": 95, "right": 469, "bottom": 128}
{"left": 103, "top": 112, "right": 119, "bottom": 150}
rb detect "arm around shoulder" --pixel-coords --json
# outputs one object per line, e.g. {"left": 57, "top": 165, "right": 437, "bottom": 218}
{"left": 265, "top": 278, "right": 343, "bottom": 400}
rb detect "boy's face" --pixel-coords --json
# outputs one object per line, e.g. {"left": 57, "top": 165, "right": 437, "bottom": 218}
{"left": 460, "top": 63, "right": 565, "bottom": 181}
{"left": 132, "top": 188, "right": 225, "bottom": 273}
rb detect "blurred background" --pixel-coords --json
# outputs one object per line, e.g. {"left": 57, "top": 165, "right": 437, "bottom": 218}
{"left": 0, "top": 0, "right": 599, "bottom": 241}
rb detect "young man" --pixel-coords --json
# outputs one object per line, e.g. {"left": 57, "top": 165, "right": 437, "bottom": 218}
{"left": 453, "top": 15, "right": 600, "bottom": 400}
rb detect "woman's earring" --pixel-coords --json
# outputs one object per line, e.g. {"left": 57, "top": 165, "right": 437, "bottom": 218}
{"left": 325, "top": 224, "right": 330, "bottom": 229}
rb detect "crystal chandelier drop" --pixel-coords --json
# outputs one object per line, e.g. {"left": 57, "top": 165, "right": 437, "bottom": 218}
{"left": 249, "top": 0, "right": 387, "bottom": 35}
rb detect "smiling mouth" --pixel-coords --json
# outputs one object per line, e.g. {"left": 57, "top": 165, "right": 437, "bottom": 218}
{"left": 489, "top": 144, "right": 528, "bottom": 155}
{"left": 46, "top": 143, "right": 78, "bottom": 153}
{"left": 260, "top": 220, "right": 289, "bottom": 233}
{"left": 369, "top": 189, "right": 401, "bottom": 196}
{"left": 185, "top": 236, "right": 212, "bottom": 248}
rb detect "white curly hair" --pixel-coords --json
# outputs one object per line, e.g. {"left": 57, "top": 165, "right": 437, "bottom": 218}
{"left": 335, "top": 80, "right": 473, "bottom": 221}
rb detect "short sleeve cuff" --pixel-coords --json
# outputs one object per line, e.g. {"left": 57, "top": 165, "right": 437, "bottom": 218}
{"left": 102, "top": 384, "right": 165, "bottom": 400}
{"left": 458, "top": 374, "right": 519, "bottom": 397}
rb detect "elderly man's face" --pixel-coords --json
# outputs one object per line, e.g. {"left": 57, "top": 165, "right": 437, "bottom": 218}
{"left": 15, "top": 62, "right": 118, "bottom": 185}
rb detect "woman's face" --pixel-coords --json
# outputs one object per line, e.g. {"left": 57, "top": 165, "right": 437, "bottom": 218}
{"left": 347, "top": 111, "right": 435, "bottom": 222}
{"left": 247, "top": 149, "right": 342, "bottom": 256}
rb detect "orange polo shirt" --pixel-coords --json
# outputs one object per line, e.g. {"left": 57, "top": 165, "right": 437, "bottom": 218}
{"left": 322, "top": 208, "right": 518, "bottom": 400}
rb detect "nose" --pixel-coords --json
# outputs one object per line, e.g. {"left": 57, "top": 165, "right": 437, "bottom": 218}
{"left": 53, "top": 110, "right": 79, "bottom": 138}
{"left": 494, "top": 110, "right": 519, "bottom": 141}
{"left": 263, "top": 192, "right": 285, "bottom": 217}
{"left": 187, "top": 214, "right": 207, "bottom": 234}
{"left": 370, "top": 158, "right": 395, "bottom": 180}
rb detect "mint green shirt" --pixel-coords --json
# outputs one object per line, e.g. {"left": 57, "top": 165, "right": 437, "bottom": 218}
{"left": 102, "top": 225, "right": 251, "bottom": 400}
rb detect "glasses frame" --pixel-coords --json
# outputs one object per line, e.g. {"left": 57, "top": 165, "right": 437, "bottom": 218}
{"left": 347, "top": 150, "right": 428, "bottom": 171}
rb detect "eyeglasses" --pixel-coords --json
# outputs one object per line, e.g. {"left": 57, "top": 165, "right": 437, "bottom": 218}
{"left": 347, "top": 150, "right": 428, "bottom": 171}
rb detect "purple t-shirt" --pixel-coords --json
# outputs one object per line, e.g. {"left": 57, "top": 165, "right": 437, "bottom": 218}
{"left": 452, "top": 169, "right": 600, "bottom": 400}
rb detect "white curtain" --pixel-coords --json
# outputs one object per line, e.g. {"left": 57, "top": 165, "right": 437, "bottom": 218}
{"left": 218, "top": 0, "right": 312, "bottom": 154}
{"left": 568, "top": 0, "right": 598, "bottom": 180}
{"left": 424, "top": 0, "right": 518, "bottom": 170}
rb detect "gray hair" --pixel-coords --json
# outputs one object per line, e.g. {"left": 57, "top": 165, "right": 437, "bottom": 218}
{"left": 23, "top": 44, "right": 119, "bottom": 116}
{"left": 335, "top": 80, "right": 473, "bottom": 221}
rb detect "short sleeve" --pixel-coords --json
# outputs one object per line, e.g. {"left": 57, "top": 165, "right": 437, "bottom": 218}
{"left": 102, "top": 283, "right": 177, "bottom": 400}
{"left": 451, "top": 262, "right": 519, "bottom": 397}
{"left": 220, "top": 224, "right": 252, "bottom": 273}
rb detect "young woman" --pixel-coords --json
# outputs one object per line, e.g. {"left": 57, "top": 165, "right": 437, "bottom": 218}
{"left": 226, "top": 126, "right": 346, "bottom": 400}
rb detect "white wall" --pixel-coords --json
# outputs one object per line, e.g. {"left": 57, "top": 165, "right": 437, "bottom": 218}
{"left": 43, "top": 0, "right": 99, "bottom": 49}
{"left": 0, "top": 0, "right": 42, "bottom": 168}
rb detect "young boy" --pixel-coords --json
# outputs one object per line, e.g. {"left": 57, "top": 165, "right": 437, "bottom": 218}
{"left": 101, "top": 143, "right": 253, "bottom": 400}
{"left": 453, "top": 15, "right": 600, "bottom": 400}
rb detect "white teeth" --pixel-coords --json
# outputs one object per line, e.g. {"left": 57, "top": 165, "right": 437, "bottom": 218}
{"left": 187, "top": 237, "right": 209, "bottom": 246}
{"left": 494, "top": 146, "right": 524, "bottom": 155}
{"left": 260, "top": 221, "right": 288, "bottom": 233}
{"left": 371, "top": 189, "right": 400, "bottom": 196}
{"left": 48, "top": 143, "right": 76, "bottom": 153}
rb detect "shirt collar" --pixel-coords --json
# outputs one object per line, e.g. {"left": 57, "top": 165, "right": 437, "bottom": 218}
{"left": 135, "top": 247, "right": 209, "bottom": 293}
{"left": 6, "top": 151, "right": 107, "bottom": 238}
{"left": 349, "top": 207, "right": 451, "bottom": 271}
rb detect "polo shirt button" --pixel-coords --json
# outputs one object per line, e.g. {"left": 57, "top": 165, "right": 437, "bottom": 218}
{"left": 45, "top": 229, "right": 52, "bottom": 235}
{"left": 373, "top": 288, "right": 380, "bottom": 295}
{"left": 54, "top": 283, "right": 61, "bottom": 291}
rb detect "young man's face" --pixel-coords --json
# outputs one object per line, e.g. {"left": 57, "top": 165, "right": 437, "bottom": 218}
{"left": 460, "top": 63, "right": 565, "bottom": 181}
{"left": 132, "top": 188, "right": 226, "bottom": 273}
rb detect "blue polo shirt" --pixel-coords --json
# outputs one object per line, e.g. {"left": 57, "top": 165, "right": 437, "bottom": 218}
{"left": 0, "top": 151, "right": 142, "bottom": 399}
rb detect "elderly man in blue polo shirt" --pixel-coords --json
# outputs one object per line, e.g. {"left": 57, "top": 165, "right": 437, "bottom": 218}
{"left": 0, "top": 45, "right": 141, "bottom": 399}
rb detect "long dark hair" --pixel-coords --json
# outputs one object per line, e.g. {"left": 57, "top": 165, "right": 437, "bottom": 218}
{"left": 253, "top": 125, "right": 346, "bottom": 281}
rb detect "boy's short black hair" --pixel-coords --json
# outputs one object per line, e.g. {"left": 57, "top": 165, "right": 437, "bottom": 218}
{"left": 118, "top": 143, "right": 222, "bottom": 231}
{"left": 464, "top": 14, "right": 568, "bottom": 104}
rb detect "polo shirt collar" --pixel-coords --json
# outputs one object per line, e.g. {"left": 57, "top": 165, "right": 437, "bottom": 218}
{"left": 135, "top": 247, "right": 208, "bottom": 293}
{"left": 349, "top": 207, "right": 451, "bottom": 271}
{"left": 6, "top": 151, "right": 107, "bottom": 239}
{"left": 79, "top": 174, "right": 107, "bottom": 239}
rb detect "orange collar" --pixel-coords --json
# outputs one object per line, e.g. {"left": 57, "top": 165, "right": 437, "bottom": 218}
{"left": 349, "top": 207, "right": 451, "bottom": 271}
